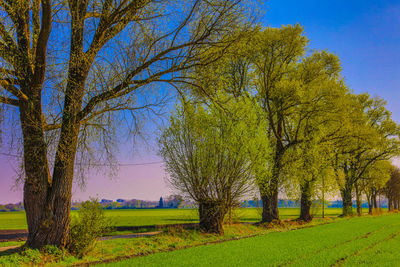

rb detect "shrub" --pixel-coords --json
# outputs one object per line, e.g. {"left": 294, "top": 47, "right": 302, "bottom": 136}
{"left": 42, "top": 245, "right": 63, "bottom": 258}
{"left": 67, "top": 198, "right": 113, "bottom": 258}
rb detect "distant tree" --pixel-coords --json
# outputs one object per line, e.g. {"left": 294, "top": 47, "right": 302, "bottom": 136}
{"left": 158, "top": 197, "right": 164, "bottom": 209}
{"left": 332, "top": 95, "right": 400, "bottom": 216}
{"left": 385, "top": 167, "right": 400, "bottom": 211}
{"left": 362, "top": 161, "right": 392, "bottom": 214}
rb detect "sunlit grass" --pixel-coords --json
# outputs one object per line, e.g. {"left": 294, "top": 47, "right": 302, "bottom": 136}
{"left": 0, "top": 207, "right": 364, "bottom": 230}
{"left": 102, "top": 213, "right": 400, "bottom": 267}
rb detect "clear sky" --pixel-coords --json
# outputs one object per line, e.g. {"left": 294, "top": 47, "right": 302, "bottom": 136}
{"left": 1, "top": 0, "right": 400, "bottom": 203}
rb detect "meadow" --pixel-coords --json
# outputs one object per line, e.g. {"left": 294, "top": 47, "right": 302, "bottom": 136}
{"left": 102, "top": 213, "right": 400, "bottom": 267}
{"left": 0, "top": 210, "right": 396, "bottom": 266}
{"left": 0, "top": 207, "right": 352, "bottom": 230}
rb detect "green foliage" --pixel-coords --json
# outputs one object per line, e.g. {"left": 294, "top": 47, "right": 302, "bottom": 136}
{"left": 160, "top": 92, "right": 271, "bottom": 209}
{"left": 42, "top": 245, "right": 63, "bottom": 257}
{"left": 67, "top": 199, "right": 113, "bottom": 258}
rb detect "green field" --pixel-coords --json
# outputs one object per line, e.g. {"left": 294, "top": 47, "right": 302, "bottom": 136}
{"left": 102, "top": 213, "right": 400, "bottom": 267}
{"left": 0, "top": 208, "right": 353, "bottom": 230}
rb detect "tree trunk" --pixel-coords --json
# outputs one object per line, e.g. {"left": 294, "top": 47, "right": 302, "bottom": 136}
{"left": 199, "top": 201, "right": 226, "bottom": 234}
{"left": 355, "top": 183, "right": 362, "bottom": 216}
{"left": 341, "top": 185, "right": 353, "bottom": 216}
{"left": 378, "top": 194, "right": 381, "bottom": 209}
{"left": 23, "top": 55, "right": 88, "bottom": 248}
{"left": 367, "top": 194, "right": 372, "bottom": 214}
{"left": 388, "top": 196, "right": 393, "bottom": 211}
{"left": 261, "top": 186, "right": 279, "bottom": 222}
{"left": 299, "top": 181, "right": 313, "bottom": 222}
{"left": 260, "top": 147, "right": 282, "bottom": 223}
{"left": 20, "top": 99, "right": 53, "bottom": 248}
{"left": 23, "top": 115, "right": 80, "bottom": 248}
{"left": 373, "top": 192, "right": 377, "bottom": 209}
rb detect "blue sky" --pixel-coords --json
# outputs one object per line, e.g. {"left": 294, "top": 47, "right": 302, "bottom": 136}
{"left": 263, "top": 0, "right": 400, "bottom": 121}
{"left": 1, "top": 0, "right": 400, "bottom": 203}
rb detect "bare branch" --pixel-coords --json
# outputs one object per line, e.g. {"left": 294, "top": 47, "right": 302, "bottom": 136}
{"left": 0, "top": 79, "right": 28, "bottom": 100}
{"left": 0, "top": 95, "right": 19, "bottom": 106}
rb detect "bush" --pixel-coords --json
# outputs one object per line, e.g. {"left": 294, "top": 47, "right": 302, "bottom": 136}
{"left": 67, "top": 198, "right": 113, "bottom": 258}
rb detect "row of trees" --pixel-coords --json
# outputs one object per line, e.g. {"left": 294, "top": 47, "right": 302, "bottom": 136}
{"left": 0, "top": 0, "right": 398, "bottom": 247}
{"left": 159, "top": 25, "right": 400, "bottom": 233}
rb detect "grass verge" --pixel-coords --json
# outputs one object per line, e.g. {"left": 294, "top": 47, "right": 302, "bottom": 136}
{"left": 0, "top": 218, "right": 335, "bottom": 266}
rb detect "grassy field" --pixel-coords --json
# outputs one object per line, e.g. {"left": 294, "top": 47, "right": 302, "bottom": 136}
{"left": 0, "top": 207, "right": 359, "bottom": 230}
{"left": 102, "top": 213, "right": 400, "bottom": 267}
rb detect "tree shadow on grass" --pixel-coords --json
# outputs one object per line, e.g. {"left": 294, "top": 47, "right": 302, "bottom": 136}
{"left": 164, "top": 218, "right": 198, "bottom": 222}
{"left": 0, "top": 246, "right": 23, "bottom": 257}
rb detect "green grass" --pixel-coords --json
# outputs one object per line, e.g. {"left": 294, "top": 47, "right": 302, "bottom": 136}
{"left": 0, "top": 211, "right": 27, "bottom": 230}
{"left": 102, "top": 213, "right": 400, "bottom": 267}
{"left": 0, "top": 207, "right": 355, "bottom": 230}
{"left": 0, "top": 241, "right": 24, "bottom": 248}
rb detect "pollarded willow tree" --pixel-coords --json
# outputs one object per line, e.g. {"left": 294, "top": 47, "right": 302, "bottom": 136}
{"left": 0, "top": 0, "right": 252, "bottom": 248}
{"left": 159, "top": 94, "right": 271, "bottom": 234}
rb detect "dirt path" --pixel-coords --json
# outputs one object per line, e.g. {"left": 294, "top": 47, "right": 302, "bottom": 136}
{"left": 0, "top": 245, "right": 21, "bottom": 252}
{"left": 0, "top": 230, "right": 28, "bottom": 242}
{"left": 99, "top": 231, "right": 163, "bottom": 240}
{"left": 0, "top": 229, "right": 163, "bottom": 243}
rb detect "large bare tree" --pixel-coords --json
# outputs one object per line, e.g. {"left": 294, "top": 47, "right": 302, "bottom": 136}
{"left": 0, "top": 0, "right": 248, "bottom": 248}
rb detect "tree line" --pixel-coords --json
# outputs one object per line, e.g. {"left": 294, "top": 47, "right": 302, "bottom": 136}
{"left": 159, "top": 25, "right": 400, "bottom": 233}
{"left": 0, "top": 0, "right": 398, "bottom": 248}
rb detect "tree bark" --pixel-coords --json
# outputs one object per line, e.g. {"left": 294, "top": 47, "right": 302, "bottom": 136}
{"left": 22, "top": 50, "right": 89, "bottom": 248}
{"left": 199, "top": 201, "right": 226, "bottom": 234}
{"left": 299, "top": 181, "right": 313, "bottom": 222}
{"left": 367, "top": 194, "right": 373, "bottom": 214}
{"left": 373, "top": 192, "right": 377, "bottom": 209}
{"left": 261, "top": 188, "right": 279, "bottom": 222}
{"left": 20, "top": 98, "right": 53, "bottom": 248}
{"left": 341, "top": 184, "right": 353, "bottom": 216}
{"left": 260, "top": 145, "right": 282, "bottom": 223}
{"left": 355, "top": 183, "right": 362, "bottom": 216}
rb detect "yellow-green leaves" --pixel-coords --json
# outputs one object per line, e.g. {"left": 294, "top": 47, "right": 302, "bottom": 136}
{"left": 159, "top": 91, "right": 272, "bottom": 205}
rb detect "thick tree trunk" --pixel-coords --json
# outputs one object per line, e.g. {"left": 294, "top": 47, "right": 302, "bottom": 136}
{"left": 261, "top": 188, "right": 279, "bottom": 222}
{"left": 22, "top": 113, "right": 80, "bottom": 248}
{"left": 341, "top": 185, "right": 353, "bottom": 216}
{"left": 260, "top": 111, "right": 284, "bottom": 223}
{"left": 198, "top": 201, "right": 226, "bottom": 234}
{"left": 355, "top": 183, "right": 362, "bottom": 216}
{"left": 20, "top": 100, "right": 53, "bottom": 248}
{"left": 260, "top": 147, "right": 282, "bottom": 223}
{"left": 23, "top": 58, "right": 88, "bottom": 248}
{"left": 299, "top": 181, "right": 313, "bottom": 222}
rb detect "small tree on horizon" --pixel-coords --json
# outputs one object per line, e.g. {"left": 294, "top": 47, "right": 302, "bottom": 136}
{"left": 158, "top": 197, "right": 164, "bottom": 209}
